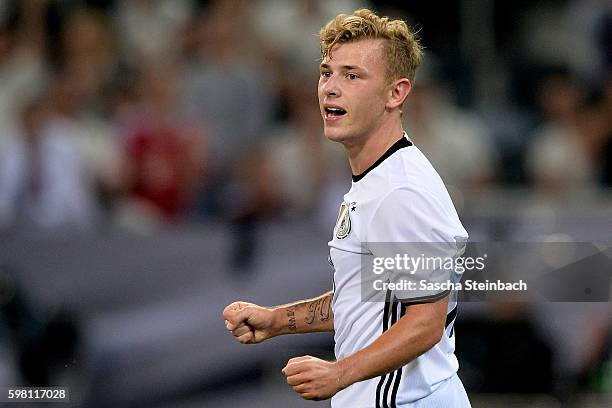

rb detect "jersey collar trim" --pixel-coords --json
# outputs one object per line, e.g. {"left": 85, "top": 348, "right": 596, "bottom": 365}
{"left": 351, "top": 133, "right": 413, "bottom": 182}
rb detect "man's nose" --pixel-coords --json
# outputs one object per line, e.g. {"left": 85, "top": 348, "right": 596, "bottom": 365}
{"left": 322, "top": 76, "right": 341, "bottom": 97}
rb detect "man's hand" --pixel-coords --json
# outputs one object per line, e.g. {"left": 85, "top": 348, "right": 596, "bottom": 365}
{"left": 223, "top": 301, "right": 278, "bottom": 344}
{"left": 282, "top": 355, "right": 345, "bottom": 401}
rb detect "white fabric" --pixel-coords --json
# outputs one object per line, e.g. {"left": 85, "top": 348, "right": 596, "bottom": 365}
{"left": 328, "top": 133, "right": 469, "bottom": 407}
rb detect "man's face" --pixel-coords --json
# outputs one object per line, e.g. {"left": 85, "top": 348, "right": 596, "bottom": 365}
{"left": 318, "top": 39, "right": 390, "bottom": 144}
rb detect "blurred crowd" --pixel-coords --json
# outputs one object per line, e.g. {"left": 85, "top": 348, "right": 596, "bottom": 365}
{"left": 0, "top": 0, "right": 610, "bottom": 236}
{"left": 0, "top": 2, "right": 611, "bottom": 404}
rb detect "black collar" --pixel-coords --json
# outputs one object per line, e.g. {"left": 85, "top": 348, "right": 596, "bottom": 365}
{"left": 352, "top": 135, "right": 412, "bottom": 182}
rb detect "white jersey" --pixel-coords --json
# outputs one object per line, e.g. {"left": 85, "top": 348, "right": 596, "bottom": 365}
{"left": 329, "top": 133, "right": 468, "bottom": 408}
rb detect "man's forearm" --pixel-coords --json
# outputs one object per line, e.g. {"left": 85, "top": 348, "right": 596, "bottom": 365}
{"left": 272, "top": 291, "right": 334, "bottom": 336}
{"left": 337, "top": 299, "right": 447, "bottom": 389}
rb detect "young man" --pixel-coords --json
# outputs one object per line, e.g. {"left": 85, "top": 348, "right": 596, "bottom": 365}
{"left": 223, "top": 9, "right": 471, "bottom": 407}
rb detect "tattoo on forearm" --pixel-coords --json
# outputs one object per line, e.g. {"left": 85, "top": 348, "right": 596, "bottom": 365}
{"left": 287, "top": 306, "right": 297, "bottom": 332}
{"left": 305, "top": 295, "right": 332, "bottom": 325}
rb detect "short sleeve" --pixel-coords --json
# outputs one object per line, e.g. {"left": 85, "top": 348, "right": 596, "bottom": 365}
{"left": 365, "top": 188, "right": 467, "bottom": 303}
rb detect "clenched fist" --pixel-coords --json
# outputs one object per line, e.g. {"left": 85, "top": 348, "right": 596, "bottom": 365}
{"left": 282, "top": 355, "right": 346, "bottom": 401}
{"left": 223, "top": 301, "right": 279, "bottom": 344}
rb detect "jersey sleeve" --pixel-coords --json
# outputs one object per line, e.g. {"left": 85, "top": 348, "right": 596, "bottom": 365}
{"left": 366, "top": 187, "right": 467, "bottom": 303}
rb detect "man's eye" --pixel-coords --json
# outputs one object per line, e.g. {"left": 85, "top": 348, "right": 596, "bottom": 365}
{"left": 347, "top": 73, "right": 358, "bottom": 80}
{"left": 321, "top": 71, "right": 331, "bottom": 78}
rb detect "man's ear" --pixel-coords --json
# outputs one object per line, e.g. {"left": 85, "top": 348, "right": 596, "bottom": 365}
{"left": 386, "top": 78, "right": 412, "bottom": 110}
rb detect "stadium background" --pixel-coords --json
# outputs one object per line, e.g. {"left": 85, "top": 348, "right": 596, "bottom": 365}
{"left": 0, "top": 0, "right": 611, "bottom": 406}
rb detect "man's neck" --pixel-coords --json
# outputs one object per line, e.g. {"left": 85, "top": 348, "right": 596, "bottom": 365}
{"left": 344, "top": 120, "right": 405, "bottom": 176}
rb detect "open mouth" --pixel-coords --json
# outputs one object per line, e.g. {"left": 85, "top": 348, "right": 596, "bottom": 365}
{"left": 325, "top": 107, "right": 347, "bottom": 118}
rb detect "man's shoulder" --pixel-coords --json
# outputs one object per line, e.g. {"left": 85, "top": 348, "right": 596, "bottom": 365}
{"left": 394, "top": 143, "right": 441, "bottom": 178}
{"left": 351, "top": 143, "right": 450, "bottom": 210}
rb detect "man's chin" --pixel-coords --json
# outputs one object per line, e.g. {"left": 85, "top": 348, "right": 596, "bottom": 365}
{"left": 323, "top": 128, "right": 347, "bottom": 143}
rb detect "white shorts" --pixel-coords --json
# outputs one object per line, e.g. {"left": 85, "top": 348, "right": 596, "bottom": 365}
{"left": 402, "top": 374, "right": 471, "bottom": 408}
{"left": 331, "top": 373, "right": 471, "bottom": 408}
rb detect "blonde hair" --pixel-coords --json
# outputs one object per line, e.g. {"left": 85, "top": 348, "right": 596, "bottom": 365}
{"left": 319, "top": 9, "right": 423, "bottom": 82}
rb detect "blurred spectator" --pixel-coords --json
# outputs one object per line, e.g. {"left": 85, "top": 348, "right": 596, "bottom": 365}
{"left": 250, "top": 0, "right": 370, "bottom": 72}
{"left": 59, "top": 7, "right": 117, "bottom": 111}
{"left": 518, "top": 1, "right": 611, "bottom": 87}
{"left": 566, "top": 0, "right": 612, "bottom": 83}
{"left": 57, "top": 8, "right": 127, "bottom": 215}
{"left": 264, "top": 75, "right": 345, "bottom": 216}
{"left": 183, "top": 0, "right": 275, "bottom": 171}
{"left": 116, "top": 62, "right": 206, "bottom": 226}
{"left": 526, "top": 69, "right": 598, "bottom": 192}
{"left": 0, "top": 0, "right": 49, "bottom": 153}
{"left": 114, "top": 0, "right": 194, "bottom": 64}
{"left": 403, "top": 60, "right": 497, "bottom": 192}
{"left": 0, "top": 76, "right": 100, "bottom": 234}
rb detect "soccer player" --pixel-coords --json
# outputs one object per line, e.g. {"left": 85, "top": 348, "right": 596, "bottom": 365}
{"left": 223, "top": 9, "right": 471, "bottom": 407}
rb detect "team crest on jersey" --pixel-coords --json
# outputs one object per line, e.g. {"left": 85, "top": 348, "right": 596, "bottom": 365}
{"left": 335, "top": 203, "right": 352, "bottom": 239}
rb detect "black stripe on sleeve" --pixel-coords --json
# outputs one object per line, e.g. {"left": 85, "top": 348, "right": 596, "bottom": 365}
{"left": 396, "top": 290, "right": 451, "bottom": 305}
{"left": 445, "top": 306, "right": 457, "bottom": 329}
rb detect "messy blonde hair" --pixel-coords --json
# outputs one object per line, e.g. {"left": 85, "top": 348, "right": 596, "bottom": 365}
{"left": 319, "top": 9, "right": 423, "bottom": 83}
